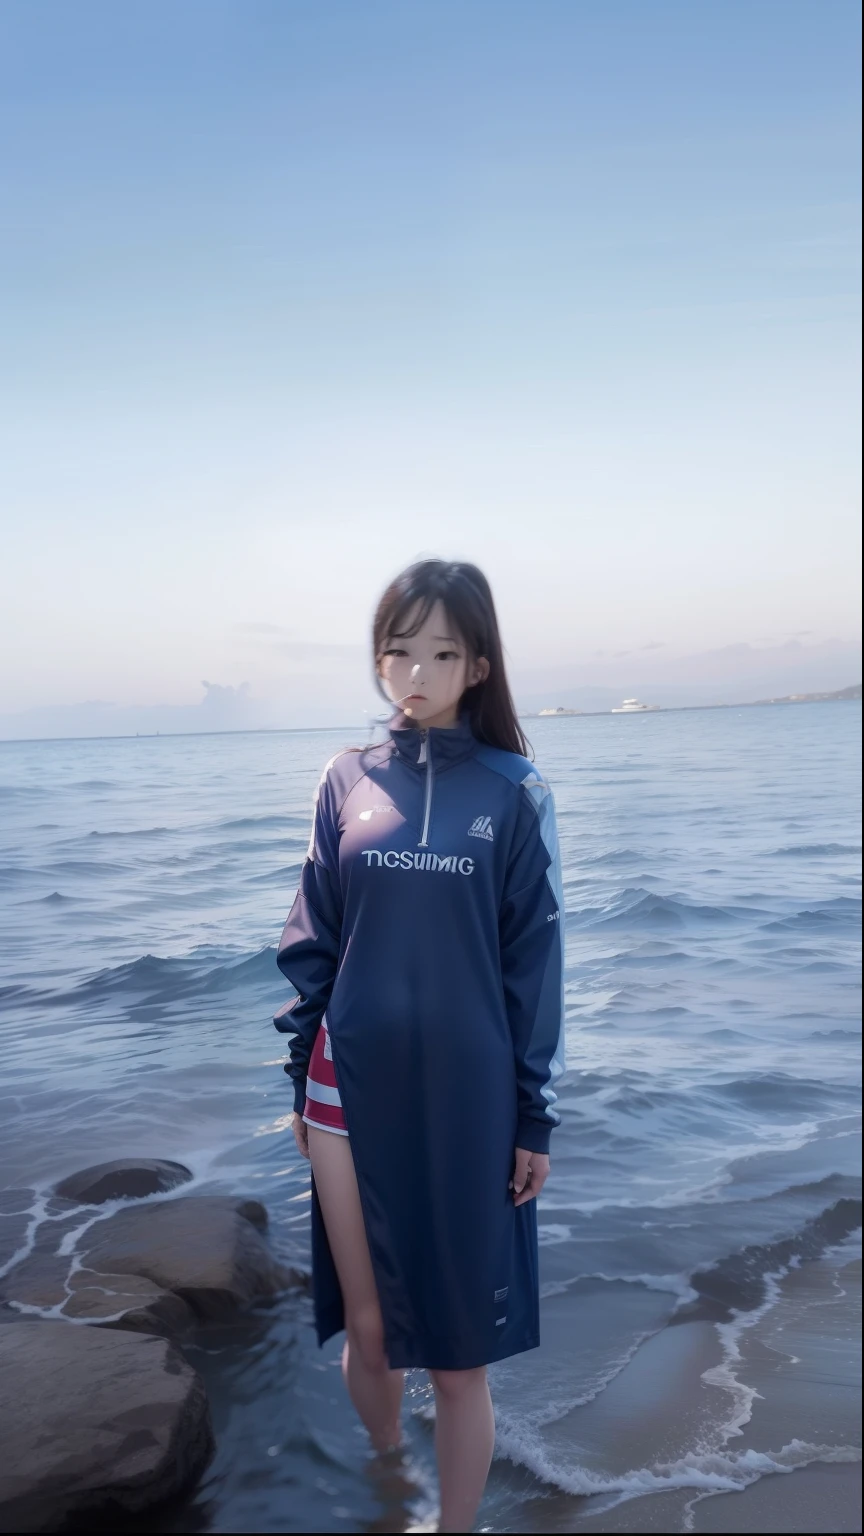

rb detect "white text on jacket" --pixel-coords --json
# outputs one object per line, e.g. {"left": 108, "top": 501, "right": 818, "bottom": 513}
{"left": 362, "top": 850, "right": 475, "bottom": 874}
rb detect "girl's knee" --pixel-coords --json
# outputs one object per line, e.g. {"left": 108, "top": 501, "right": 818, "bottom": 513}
{"left": 346, "top": 1303, "right": 388, "bottom": 1372}
{"left": 429, "top": 1365, "right": 487, "bottom": 1401}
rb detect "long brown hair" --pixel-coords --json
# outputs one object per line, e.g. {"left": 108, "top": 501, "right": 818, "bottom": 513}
{"left": 372, "top": 560, "right": 530, "bottom": 757}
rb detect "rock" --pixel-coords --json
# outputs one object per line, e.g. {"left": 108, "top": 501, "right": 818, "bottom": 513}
{"left": 0, "top": 1319, "right": 214, "bottom": 1533}
{"left": 0, "top": 1193, "right": 84, "bottom": 1316}
{"left": 79, "top": 1196, "right": 300, "bottom": 1319}
{"left": 0, "top": 1190, "right": 194, "bottom": 1337}
{"left": 1, "top": 1252, "right": 195, "bottom": 1337}
{"left": 0, "top": 1191, "right": 303, "bottom": 1338}
{"left": 235, "top": 1197, "right": 268, "bottom": 1232}
{"left": 54, "top": 1158, "right": 193, "bottom": 1205}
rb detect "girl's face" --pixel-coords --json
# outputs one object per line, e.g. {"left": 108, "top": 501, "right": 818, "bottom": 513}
{"left": 378, "top": 600, "right": 489, "bottom": 728}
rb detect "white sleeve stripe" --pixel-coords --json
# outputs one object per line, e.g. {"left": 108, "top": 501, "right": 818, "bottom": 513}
{"left": 521, "top": 775, "right": 567, "bottom": 1116}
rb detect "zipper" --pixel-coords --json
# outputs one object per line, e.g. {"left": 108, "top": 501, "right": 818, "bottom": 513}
{"left": 418, "top": 730, "right": 434, "bottom": 846}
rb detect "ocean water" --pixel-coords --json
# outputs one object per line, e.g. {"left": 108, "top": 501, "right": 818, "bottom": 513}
{"left": 0, "top": 703, "right": 860, "bottom": 1532}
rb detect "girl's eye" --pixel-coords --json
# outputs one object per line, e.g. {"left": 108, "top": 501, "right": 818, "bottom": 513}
{"left": 436, "top": 650, "right": 459, "bottom": 661}
{"left": 383, "top": 648, "right": 408, "bottom": 658}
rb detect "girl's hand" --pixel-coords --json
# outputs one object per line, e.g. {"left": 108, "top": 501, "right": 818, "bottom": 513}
{"left": 292, "top": 1112, "right": 310, "bottom": 1160}
{"left": 510, "top": 1147, "right": 549, "bottom": 1206}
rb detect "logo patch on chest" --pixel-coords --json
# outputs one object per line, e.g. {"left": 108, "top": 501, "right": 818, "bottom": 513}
{"left": 468, "top": 816, "right": 494, "bottom": 841}
{"left": 359, "top": 805, "right": 394, "bottom": 821}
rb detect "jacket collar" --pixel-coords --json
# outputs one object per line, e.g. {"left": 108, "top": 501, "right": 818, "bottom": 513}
{"left": 389, "top": 710, "right": 478, "bottom": 770}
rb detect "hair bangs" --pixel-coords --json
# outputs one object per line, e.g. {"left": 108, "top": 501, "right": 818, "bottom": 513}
{"left": 385, "top": 589, "right": 438, "bottom": 644}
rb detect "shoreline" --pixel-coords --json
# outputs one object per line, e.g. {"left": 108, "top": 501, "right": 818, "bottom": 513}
{"left": 488, "top": 1248, "right": 861, "bottom": 1534}
{"left": 523, "top": 688, "right": 862, "bottom": 719}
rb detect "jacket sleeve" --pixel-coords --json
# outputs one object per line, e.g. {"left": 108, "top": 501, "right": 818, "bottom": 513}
{"left": 499, "top": 775, "right": 566, "bottom": 1155}
{"left": 274, "top": 760, "right": 343, "bottom": 1115}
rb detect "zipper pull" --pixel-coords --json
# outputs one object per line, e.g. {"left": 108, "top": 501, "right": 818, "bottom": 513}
{"left": 417, "top": 735, "right": 427, "bottom": 765}
{"left": 418, "top": 731, "right": 433, "bottom": 847}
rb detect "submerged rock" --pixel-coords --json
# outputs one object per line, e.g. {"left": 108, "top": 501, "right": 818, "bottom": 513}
{"left": 0, "top": 1319, "right": 214, "bottom": 1533}
{"left": 0, "top": 1190, "right": 39, "bottom": 1274}
{"left": 79, "top": 1195, "right": 299, "bottom": 1319}
{"left": 54, "top": 1158, "right": 193, "bottom": 1205}
{"left": 1, "top": 1251, "right": 195, "bottom": 1337}
{"left": 1, "top": 1194, "right": 302, "bottom": 1335}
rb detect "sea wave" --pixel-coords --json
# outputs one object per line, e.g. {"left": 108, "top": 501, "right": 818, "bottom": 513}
{"left": 686, "top": 1195, "right": 862, "bottom": 1316}
{"left": 493, "top": 1429, "right": 861, "bottom": 1502}
{"left": 571, "top": 889, "right": 772, "bottom": 931}
{"left": 7, "top": 943, "right": 281, "bottom": 1009}
{"left": 762, "top": 898, "right": 862, "bottom": 934}
{"left": 75, "top": 826, "right": 172, "bottom": 840}
{"left": 216, "top": 814, "right": 309, "bottom": 832}
{"left": 79, "top": 945, "right": 280, "bottom": 999}
{"left": 769, "top": 842, "right": 860, "bottom": 857}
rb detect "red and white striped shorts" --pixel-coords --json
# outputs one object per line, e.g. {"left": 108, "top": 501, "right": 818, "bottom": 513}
{"left": 302, "top": 1020, "right": 348, "bottom": 1136}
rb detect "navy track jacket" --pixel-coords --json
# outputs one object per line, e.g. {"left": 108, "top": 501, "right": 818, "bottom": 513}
{"left": 274, "top": 712, "right": 565, "bottom": 1370}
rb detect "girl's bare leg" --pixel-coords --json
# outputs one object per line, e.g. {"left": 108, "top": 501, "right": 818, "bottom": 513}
{"left": 428, "top": 1366, "right": 495, "bottom": 1533}
{"left": 307, "top": 1126, "right": 405, "bottom": 1452}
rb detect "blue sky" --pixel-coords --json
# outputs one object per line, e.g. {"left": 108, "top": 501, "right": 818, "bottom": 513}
{"left": 0, "top": 0, "right": 860, "bottom": 732}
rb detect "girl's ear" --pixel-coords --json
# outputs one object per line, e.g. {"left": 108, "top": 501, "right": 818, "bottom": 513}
{"left": 470, "top": 656, "right": 491, "bottom": 687}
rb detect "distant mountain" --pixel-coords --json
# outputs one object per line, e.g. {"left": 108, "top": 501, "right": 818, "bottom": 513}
{"left": 753, "top": 683, "right": 861, "bottom": 704}
{"left": 512, "top": 638, "right": 862, "bottom": 713}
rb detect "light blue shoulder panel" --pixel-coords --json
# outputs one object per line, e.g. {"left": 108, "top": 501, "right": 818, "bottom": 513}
{"left": 474, "top": 744, "right": 568, "bottom": 1112}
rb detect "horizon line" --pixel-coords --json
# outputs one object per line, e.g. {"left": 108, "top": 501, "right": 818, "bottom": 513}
{"left": 0, "top": 691, "right": 859, "bottom": 747}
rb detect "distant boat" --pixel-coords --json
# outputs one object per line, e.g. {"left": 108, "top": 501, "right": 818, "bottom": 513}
{"left": 611, "top": 698, "right": 657, "bottom": 713}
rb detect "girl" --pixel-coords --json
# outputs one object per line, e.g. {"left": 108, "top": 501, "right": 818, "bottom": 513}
{"left": 274, "top": 559, "right": 564, "bottom": 1533}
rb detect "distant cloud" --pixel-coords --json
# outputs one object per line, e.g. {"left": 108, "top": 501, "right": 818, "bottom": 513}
{"left": 641, "top": 641, "right": 665, "bottom": 650}
{"left": 753, "top": 631, "right": 812, "bottom": 646}
{"left": 272, "top": 641, "right": 365, "bottom": 660}
{"left": 201, "top": 680, "right": 249, "bottom": 695}
{"left": 201, "top": 679, "right": 252, "bottom": 707}
{"left": 232, "top": 625, "right": 364, "bottom": 665}
{"left": 233, "top": 622, "right": 293, "bottom": 637}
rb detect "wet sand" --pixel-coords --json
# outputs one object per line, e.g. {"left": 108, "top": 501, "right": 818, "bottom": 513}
{"left": 485, "top": 1250, "right": 861, "bottom": 1534}
{"left": 693, "top": 1462, "right": 861, "bottom": 1533}
{"left": 517, "top": 1463, "right": 861, "bottom": 1534}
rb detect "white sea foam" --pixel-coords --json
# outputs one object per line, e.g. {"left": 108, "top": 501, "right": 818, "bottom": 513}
{"left": 537, "top": 1223, "right": 572, "bottom": 1246}
{"left": 490, "top": 1329, "right": 667, "bottom": 1437}
{"left": 701, "top": 1266, "right": 790, "bottom": 1442}
{"left": 494, "top": 1426, "right": 861, "bottom": 1502}
{"left": 539, "top": 1269, "right": 697, "bottom": 1307}
{"left": 822, "top": 1227, "right": 863, "bottom": 1266}
{"left": 496, "top": 1249, "right": 861, "bottom": 1511}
